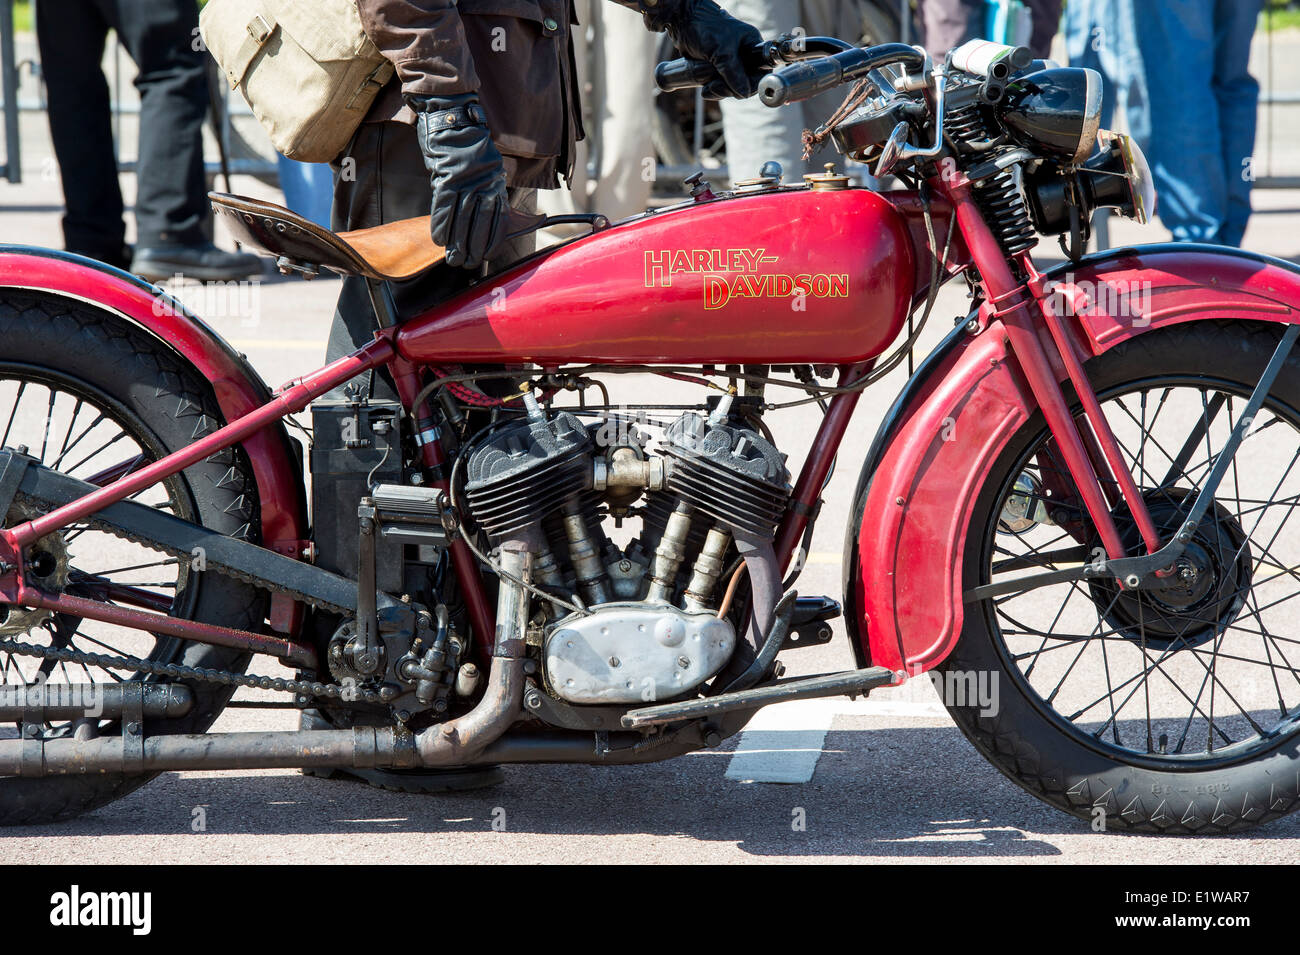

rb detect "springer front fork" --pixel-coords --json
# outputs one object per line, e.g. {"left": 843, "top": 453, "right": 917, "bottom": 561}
{"left": 944, "top": 174, "right": 1299, "bottom": 595}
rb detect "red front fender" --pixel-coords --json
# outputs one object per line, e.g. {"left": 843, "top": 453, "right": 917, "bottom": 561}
{"left": 851, "top": 244, "right": 1300, "bottom": 675}
{"left": 0, "top": 247, "right": 309, "bottom": 632}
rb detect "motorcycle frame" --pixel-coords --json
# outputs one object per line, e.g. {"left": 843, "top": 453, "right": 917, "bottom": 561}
{"left": 0, "top": 178, "right": 1268, "bottom": 678}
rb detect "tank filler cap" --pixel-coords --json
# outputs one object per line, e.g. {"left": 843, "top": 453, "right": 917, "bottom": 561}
{"left": 684, "top": 170, "right": 716, "bottom": 201}
{"left": 733, "top": 160, "right": 785, "bottom": 192}
{"left": 803, "top": 162, "right": 851, "bottom": 192}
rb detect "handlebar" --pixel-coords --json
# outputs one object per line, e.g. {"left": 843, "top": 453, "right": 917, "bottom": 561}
{"left": 654, "top": 56, "right": 735, "bottom": 93}
{"left": 654, "top": 35, "right": 857, "bottom": 95}
{"left": 758, "top": 43, "right": 926, "bottom": 107}
{"left": 653, "top": 36, "right": 1037, "bottom": 182}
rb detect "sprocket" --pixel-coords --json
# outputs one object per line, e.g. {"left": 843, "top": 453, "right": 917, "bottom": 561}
{"left": 0, "top": 498, "right": 69, "bottom": 636}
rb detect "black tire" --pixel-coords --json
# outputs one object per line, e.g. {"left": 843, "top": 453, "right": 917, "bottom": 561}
{"left": 945, "top": 320, "right": 1300, "bottom": 834}
{"left": 0, "top": 290, "right": 268, "bottom": 825}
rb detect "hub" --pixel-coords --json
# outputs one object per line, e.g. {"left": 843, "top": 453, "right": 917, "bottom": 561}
{"left": 1090, "top": 487, "right": 1253, "bottom": 649}
{"left": 0, "top": 499, "right": 69, "bottom": 636}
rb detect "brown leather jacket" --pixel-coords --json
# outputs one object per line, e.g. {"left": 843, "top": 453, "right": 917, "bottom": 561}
{"left": 356, "top": 0, "right": 585, "bottom": 189}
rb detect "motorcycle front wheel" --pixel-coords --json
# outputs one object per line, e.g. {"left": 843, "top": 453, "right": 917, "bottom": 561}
{"left": 947, "top": 319, "right": 1300, "bottom": 833}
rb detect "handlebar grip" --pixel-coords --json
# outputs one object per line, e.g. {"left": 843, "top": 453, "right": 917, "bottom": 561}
{"left": 655, "top": 41, "right": 774, "bottom": 93}
{"left": 759, "top": 43, "right": 927, "bottom": 107}
{"left": 758, "top": 58, "right": 844, "bottom": 107}
{"left": 655, "top": 57, "right": 722, "bottom": 93}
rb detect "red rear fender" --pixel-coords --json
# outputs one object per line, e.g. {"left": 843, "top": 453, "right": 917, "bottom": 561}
{"left": 0, "top": 248, "right": 309, "bottom": 632}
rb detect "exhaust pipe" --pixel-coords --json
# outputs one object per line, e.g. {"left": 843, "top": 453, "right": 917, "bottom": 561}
{"left": 0, "top": 544, "right": 535, "bottom": 777}
{"left": 0, "top": 682, "right": 193, "bottom": 721}
{"left": 416, "top": 541, "right": 530, "bottom": 766}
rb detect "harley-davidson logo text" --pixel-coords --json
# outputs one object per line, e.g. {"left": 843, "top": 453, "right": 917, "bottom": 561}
{"left": 643, "top": 249, "right": 850, "bottom": 309}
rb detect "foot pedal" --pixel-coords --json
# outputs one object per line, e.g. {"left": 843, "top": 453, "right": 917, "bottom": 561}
{"left": 784, "top": 596, "right": 840, "bottom": 649}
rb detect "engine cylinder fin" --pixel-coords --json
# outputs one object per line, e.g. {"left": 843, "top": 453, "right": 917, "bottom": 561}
{"left": 661, "top": 413, "right": 790, "bottom": 539}
{"left": 464, "top": 412, "right": 592, "bottom": 541}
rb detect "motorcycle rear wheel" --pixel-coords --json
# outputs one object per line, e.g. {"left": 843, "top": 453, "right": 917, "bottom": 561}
{"left": 0, "top": 291, "right": 267, "bottom": 825}
{"left": 947, "top": 320, "right": 1300, "bottom": 833}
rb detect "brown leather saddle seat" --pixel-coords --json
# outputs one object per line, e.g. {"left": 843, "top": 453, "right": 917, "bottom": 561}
{"left": 209, "top": 191, "right": 552, "bottom": 282}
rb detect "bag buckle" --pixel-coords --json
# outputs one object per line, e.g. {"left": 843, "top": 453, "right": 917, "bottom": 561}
{"left": 247, "top": 14, "right": 274, "bottom": 44}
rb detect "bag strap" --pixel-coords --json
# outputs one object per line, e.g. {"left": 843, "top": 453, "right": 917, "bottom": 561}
{"left": 224, "top": 12, "right": 278, "bottom": 89}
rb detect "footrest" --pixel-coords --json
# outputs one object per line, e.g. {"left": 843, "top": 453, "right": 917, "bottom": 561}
{"left": 620, "top": 667, "right": 895, "bottom": 729}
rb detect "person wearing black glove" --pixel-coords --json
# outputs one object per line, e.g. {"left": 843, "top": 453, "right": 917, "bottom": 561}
{"left": 409, "top": 94, "right": 510, "bottom": 270}
{"left": 337, "top": 0, "right": 762, "bottom": 277}
{"left": 623, "top": 0, "right": 765, "bottom": 99}
{"left": 397, "top": 0, "right": 762, "bottom": 270}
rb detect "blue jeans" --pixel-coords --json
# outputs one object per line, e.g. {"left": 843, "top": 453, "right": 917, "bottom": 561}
{"left": 1066, "top": 0, "right": 1263, "bottom": 247}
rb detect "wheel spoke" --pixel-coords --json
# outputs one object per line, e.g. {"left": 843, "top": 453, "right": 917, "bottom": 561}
{"left": 1, "top": 380, "right": 26, "bottom": 448}
{"left": 980, "top": 373, "right": 1300, "bottom": 764}
{"left": 1160, "top": 390, "right": 1226, "bottom": 488}
{"left": 0, "top": 368, "right": 198, "bottom": 738}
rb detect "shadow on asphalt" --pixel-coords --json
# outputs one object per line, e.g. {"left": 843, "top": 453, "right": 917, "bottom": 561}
{"left": 8, "top": 725, "right": 1295, "bottom": 855}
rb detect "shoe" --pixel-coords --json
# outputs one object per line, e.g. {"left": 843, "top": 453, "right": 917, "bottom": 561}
{"left": 297, "top": 708, "right": 505, "bottom": 793}
{"left": 130, "top": 242, "right": 264, "bottom": 283}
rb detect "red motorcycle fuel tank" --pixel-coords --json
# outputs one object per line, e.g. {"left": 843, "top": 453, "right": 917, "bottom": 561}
{"left": 394, "top": 187, "right": 916, "bottom": 365}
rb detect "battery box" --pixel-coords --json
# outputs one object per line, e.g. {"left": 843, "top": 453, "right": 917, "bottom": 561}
{"left": 310, "top": 398, "right": 404, "bottom": 593}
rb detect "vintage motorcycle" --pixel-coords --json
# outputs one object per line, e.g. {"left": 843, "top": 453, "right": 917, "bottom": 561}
{"left": 2, "top": 35, "right": 1299, "bottom": 834}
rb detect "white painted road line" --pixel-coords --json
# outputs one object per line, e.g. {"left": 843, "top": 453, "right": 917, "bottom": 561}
{"left": 726, "top": 699, "right": 843, "bottom": 783}
{"left": 725, "top": 687, "right": 948, "bottom": 784}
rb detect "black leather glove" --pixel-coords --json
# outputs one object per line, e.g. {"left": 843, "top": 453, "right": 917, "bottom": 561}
{"left": 636, "top": 0, "right": 763, "bottom": 99}
{"left": 409, "top": 93, "right": 509, "bottom": 270}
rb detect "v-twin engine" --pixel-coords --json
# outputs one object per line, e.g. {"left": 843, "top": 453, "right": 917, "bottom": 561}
{"left": 464, "top": 399, "right": 790, "bottom": 704}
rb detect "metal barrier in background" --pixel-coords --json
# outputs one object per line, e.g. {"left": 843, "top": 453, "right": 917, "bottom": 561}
{"left": 1257, "top": 4, "right": 1300, "bottom": 190}
{"left": 1, "top": 0, "right": 19, "bottom": 183}
{"left": 0, "top": 0, "right": 278, "bottom": 186}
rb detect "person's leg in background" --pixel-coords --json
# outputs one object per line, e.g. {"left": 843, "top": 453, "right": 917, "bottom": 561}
{"left": 588, "top": 2, "right": 657, "bottom": 218}
{"left": 1213, "top": 0, "right": 1265, "bottom": 248}
{"left": 107, "top": 0, "right": 261, "bottom": 279}
{"left": 1064, "top": 0, "right": 1147, "bottom": 138}
{"left": 800, "top": 0, "right": 878, "bottom": 184}
{"left": 718, "top": 0, "right": 876, "bottom": 183}
{"left": 1132, "top": 0, "right": 1226, "bottom": 243}
{"left": 537, "top": 1, "right": 656, "bottom": 226}
{"left": 718, "top": 0, "right": 807, "bottom": 181}
{"left": 917, "top": 0, "right": 981, "bottom": 61}
{"left": 1023, "top": 0, "right": 1063, "bottom": 58}
{"left": 110, "top": 0, "right": 205, "bottom": 252}
{"left": 35, "top": 0, "right": 129, "bottom": 268}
